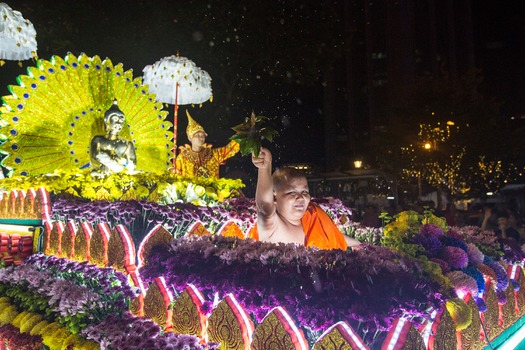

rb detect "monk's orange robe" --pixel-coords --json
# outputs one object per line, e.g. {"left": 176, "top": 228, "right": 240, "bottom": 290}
{"left": 250, "top": 203, "right": 348, "bottom": 251}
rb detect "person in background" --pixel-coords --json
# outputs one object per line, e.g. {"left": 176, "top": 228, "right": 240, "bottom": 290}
{"left": 444, "top": 202, "right": 457, "bottom": 227}
{"left": 361, "top": 205, "right": 381, "bottom": 228}
{"left": 250, "top": 147, "right": 362, "bottom": 250}
{"left": 495, "top": 210, "right": 521, "bottom": 242}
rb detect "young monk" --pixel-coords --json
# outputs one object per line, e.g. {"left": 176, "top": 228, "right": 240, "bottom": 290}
{"left": 251, "top": 147, "right": 361, "bottom": 250}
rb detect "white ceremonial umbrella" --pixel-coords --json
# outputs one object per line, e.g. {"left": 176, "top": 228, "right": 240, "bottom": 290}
{"left": 143, "top": 55, "right": 212, "bottom": 171}
{"left": 0, "top": 2, "right": 37, "bottom": 62}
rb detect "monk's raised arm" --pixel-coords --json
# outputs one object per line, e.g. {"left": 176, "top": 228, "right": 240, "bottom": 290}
{"left": 252, "top": 147, "right": 275, "bottom": 218}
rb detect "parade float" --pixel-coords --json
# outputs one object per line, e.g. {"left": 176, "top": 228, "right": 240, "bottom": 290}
{"left": 0, "top": 54, "right": 525, "bottom": 350}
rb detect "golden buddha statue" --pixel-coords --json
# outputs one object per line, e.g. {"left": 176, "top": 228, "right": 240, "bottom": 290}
{"left": 90, "top": 99, "right": 137, "bottom": 176}
{"left": 175, "top": 110, "right": 239, "bottom": 178}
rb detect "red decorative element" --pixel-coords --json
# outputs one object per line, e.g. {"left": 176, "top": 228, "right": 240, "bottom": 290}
{"left": 7, "top": 234, "right": 19, "bottom": 255}
{"left": 129, "top": 270, "right": 146, "bottom": 317}
{"left": 0, "top": 233, "right": 9, "bottom": 253}
{"left": 95, "top": 222, "right": 111, "bottom": 265}
{"left": 422, "top": 307, "right": 443, "bottom": 350}
{"left": 65, "top": 220, "right": 78, "bottom": 259}
{"left": 17, "top": 236, "right": 33, "bottom": 258}
{"left": 223, "top": 293, "right": 255, "bottom": 346}
{"left": 51, "top": 221, "right": 65, "bottom": 256}
{"left": 381, "top": 318, "right": 412, "bottom": 350}
{"left": 1, "top": 256, "right": 13, "bottom": 266}
{"left": 155, "top": 277, "right": 174, "bottom": 331}
{"left": 38, "top": 187, "right": 52, "bottom": 223}
{"left": 107, "top": 224, "right": 136, "bottom": 273}
{"left": 137, "top": 224, "right": 174, "bottom": 268}
{"left": 43, "top": 220, "right": 53, "bottom": 252}
{"left": 186, "top": 284, "right": 208, "bottom": 340}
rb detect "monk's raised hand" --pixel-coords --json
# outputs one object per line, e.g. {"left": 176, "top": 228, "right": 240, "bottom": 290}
{"left": 252, "top": 147, "right": 272, "bottom": 169}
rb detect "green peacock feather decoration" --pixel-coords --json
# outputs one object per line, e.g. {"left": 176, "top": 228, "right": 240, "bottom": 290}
{"left": 0, "top": 53, "right": 173, "bottom": 176}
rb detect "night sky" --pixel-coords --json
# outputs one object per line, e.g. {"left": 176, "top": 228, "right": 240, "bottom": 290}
{"left": 1, "top": 0, "right": 524, "bottom": 193}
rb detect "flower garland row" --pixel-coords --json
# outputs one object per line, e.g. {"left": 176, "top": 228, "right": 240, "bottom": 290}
{"left": 0, "top": 298, "right": 98, "bottom": 350}
{"left": 0, "top": 170, "right": 245, "bottom": 205}
{"left": 0, "top": 254, "right": 218, "bottom": 350}
{"left": 51, "top": 196, "right": 381, "bottom": 243}
{"left": 140, "top": 235, "right": 447, "bottom": 337}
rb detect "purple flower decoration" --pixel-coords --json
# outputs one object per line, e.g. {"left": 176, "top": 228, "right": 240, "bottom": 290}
{"left": 200, "top": 300, "right": 214, "bottom": 316}
{"left": 474, "top": 297, "right": 487, "bottom": 312}
{"left": 419, "top": 224, "right": 445, "bottom": 237}
{"left": 440, "top": 235, "right": 468, "bottom": 253}
{"left": 446, "top": 270, "right": 478, "bottom": 298}
{"left": 430, "top": 258, "right": 451, "bottom": 274}
{"left": 466, "top": 243, "right": 484, "bottom": 266}
{"left": 496, "top": 289, "right": 507, "bottom": 305}
{"left": 413, "top": 231, "right": 442, "bottom": 258}
{"left": 140, "top": 235, "right": 446, "bottom": 334}
{"left": 484, "top": 257, "right": 509, "bottom": 291}
{"left": 440, "top": 246, "right": 469, "bottom": 269}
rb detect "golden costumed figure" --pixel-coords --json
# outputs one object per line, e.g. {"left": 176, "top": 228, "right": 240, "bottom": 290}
{"left": 175, "top": 111, "right": 239, "bottom": 178}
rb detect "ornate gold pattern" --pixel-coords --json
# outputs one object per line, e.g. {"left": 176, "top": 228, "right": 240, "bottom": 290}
{"left": 460, "top": 296, "right": 483, "bottom": 350}
{"left": 73, "top": 225, "right": 89, "bottom": 262}
{"left": 208, "top": 296, "right": 252, "bottom": 350}
{"left": 171, "top": 289, "right": 204, "bottom": 337}
{"left": 138, "top": 225, "right": 174, "bottom": 267}
{"left": 312, "top": 324, "right": 354, "bottom": 350}
{"left": 403, "top": 326, "right": 427, "bottom": 350}
{"left": 89, "top": 224, "right": 109, "bottom": 267}
{"left": 187, "top": 222, "right": 211, "bottom": 237}
{"left": 431, "top": 306, "right": 457, "bottom": 350}
{"left": 144, "top": 281, "right": 170, "bottom": 329}
{"left": 482, "top": 287, "right": 502, "bottom": 340}
{"left": 59, "top": 225, "right": 74, "bottom": 259}
{"left": 251, "top": 310, "right": 304, "bottom": 350}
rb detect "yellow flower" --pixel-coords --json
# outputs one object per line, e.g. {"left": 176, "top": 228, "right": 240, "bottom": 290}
{"left": 20, "top": 313, "right": 44, "bottom": 333}
{"left": 218, "top": 188, "right": 232, "bottom": 201}
{"left": 0, "top": 305, "right": 19, "bottom": 326}
{"left": 446, "top": 298, "right": 472, "bottom": 330}
{"left": 136, "top": 185, "right": 150, "bottom": 198}
{"left": 194, "top": 185, "right": 206, "bottom": 197}
{"left": 40, "top": 322, "right": 62, "bottom": 338}
{"left": 61, "top": 333, "right": 97, "bottom": 350}
{"left": 80, "top": 186, "right": 97, "bottom": 200}
{"left": 30, "top": 320, "right": 50, "bottom": 336}
{"left": 423, "top": 214, "right": 448, "bottom": 231}
{"left": 43, "top": 326, "right": 70, "bottom": 350}
{"left": 11, "top": 310, "right": 30, "bottom": 327}
{"left": 109, "top": 185, "right": 123, "bottom": 199}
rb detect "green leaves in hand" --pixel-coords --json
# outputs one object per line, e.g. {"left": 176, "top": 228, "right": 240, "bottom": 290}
{"left": 230, "top": 111, "right": 279, "bottom": 157}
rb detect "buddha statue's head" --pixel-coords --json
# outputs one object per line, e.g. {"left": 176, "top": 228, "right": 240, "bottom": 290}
{"left": 104, "top": 99, "right": 126, "bottom": 137}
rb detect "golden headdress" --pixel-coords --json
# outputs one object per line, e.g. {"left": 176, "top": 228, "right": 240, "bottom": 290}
{"left": 186, "top": 110, "right": 207, "bottom": 138}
